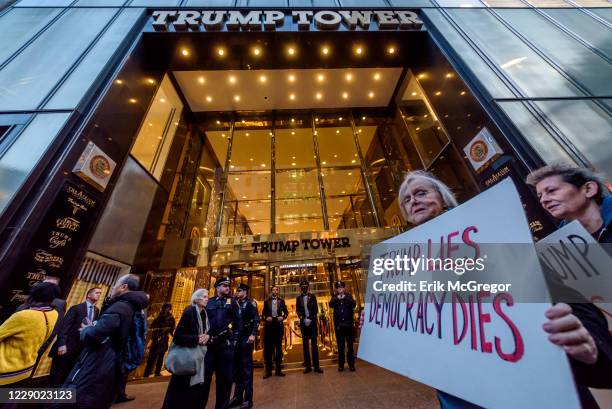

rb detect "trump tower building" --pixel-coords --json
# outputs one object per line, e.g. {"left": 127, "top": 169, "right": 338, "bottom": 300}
{"left": 0, "top": 0, "right": 609, "bottom": 378}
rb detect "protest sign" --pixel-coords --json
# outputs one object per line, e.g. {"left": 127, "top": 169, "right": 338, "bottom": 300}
{"left": 538, "top": 221, "right": 612, "bottom": 330}
{"left": 358, "top": 178, "right": 580, "bottom": 409}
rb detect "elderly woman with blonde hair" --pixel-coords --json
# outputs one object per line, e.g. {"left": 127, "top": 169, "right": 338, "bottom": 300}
{"left": 162, "top": 288, "right": 211, "bottom": 409}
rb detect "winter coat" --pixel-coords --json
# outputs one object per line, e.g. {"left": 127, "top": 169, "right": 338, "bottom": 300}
{"left": 59, "top": 291, "right": 148, "bottom": 409}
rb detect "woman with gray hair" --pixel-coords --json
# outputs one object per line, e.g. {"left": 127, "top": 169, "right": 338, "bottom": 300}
{"left": 397, "top": 170, "right": 458, "bottom": 225}
{"left": 162, "top": 289, "right": 210, "bottom": 409}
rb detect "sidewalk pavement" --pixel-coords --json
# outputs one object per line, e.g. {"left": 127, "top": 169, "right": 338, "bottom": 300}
{"left": 112, "top": 360, "right": 439, "bottom": 409}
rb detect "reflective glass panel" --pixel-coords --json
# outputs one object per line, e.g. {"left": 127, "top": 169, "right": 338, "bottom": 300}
{"left": 322, "top": 168, "right": 364, "bottom": 196}
{"left": 315, "top": 115, "right": 359, "bottom": 167}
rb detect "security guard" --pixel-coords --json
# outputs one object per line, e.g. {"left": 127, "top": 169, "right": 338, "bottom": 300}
{"left": 329, "top": 281, "right": 357, "bottom": 371}
{"left": 229, "top": 283, "right": 260, "bottom": 409}
{"left": 204, "top": 277, "right": 240, "bottom": 409}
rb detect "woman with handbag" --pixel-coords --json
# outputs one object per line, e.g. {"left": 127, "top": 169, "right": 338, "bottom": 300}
{"left": 162, "top": 289, "right": 210, "bottom": 409}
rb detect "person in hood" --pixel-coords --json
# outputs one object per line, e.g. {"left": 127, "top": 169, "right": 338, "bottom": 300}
{"left": 58, "top": 274, "right": 148, "bottom": 409}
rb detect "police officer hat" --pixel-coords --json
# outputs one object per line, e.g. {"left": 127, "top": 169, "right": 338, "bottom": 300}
{"left": 237, "top": 283, "right": 249, "bottom": 291}
{"left": 335, "top": 281, "right": 346, "bottom": 289}
{"left": 299, "top": 280, "right": 309, "bottom": 287}
{"left": 215, "top": 276, "right": 230, "bottom": 287}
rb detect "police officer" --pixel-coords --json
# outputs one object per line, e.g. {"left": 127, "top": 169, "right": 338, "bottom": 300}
{"left": 329, "top": 281, "right": 357, "bottom": 372}
{"left": 229, "top": 283, "right": 259, "bottom": 409}
{"left": 204, "top": 277, "right": 240, "bottom": 409}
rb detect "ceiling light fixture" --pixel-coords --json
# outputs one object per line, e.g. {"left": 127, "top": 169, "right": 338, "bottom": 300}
{"left": 288, "top": 74, "right": 295, "bottom": 82}
{"left": 216, "top": 120, "right": 221, "bottom": 124}
{"left": 355, "top": 46, "right": 363, "bottom": 55}
{"left": 411, "top": 91, "right": 417, "bottom": 96}
{"left": 253, "top": 47, "right": 261, "bottom": 56}
{"left": 115, "top": 79, "right": 123, "bottom": 85}
{"left": 388, "top": 46, "right": 396, "bottom": 54}
{"left": 460, "top": 91, "right": 466, "bottom": 96}
{"left": 288, "top": 47, "right": 295, "bottom": 55}
{"left": 435, "top": 91, "right": 442, "bottom": 96}
{"left": 373, "top": 73, "right": 381, "bottom": 81}
{"left": 159, "top": 98, "right": 166, "bottom": 103}
{"left": 368, "top": 92, "right": 375, "bottom": 98}
{"left": 229, "top": 76, "right": 236, "bottom": 84}
{"left": 316, "top": 92, "right": 322, "bottom": 100}
{"left": 217, "top": 47, "right": 225, "bottom": 56}
{"left": 206, "top": 96, "right": 212, "bottom": 102}
{"left": 128, "top": 98, "right": 137, "bottom": 104}
{"left": 181, "top": 48, "right": 189, "bottom": 56}
{"left": 198, "top": 77, "right": 205, "bottom": 84}
{"left": 289, "top": 93, "right": 295, "bottom": 100}
{"left": 234, "top": 95, "right": 240, "bottom": 101}
{"left": 346, "top": 73, "right": 353, "bottom": 81}
{"left": 322, "top": 46, "right": 329, "bottom": 55}
{"left": 418, "top": 73, "right": 426, "bottom": 79}
{"left": 317, "top": 74, "right": 325, "bottom": 82}
{"left": 259, "top": 75, "right": 267, "bottom": 83}
{"left": 342, "top": 92, "right": 348, "bottom": 99}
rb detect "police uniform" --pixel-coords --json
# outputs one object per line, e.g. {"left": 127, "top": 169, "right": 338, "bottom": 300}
{"left": 230, "top": 283, "right": 260, "bottom": 409}
{"left": 203, "top": 277, "right": 240, "bottom": 409}
{"left": 329, "top": 281, "right": 357, "bottom": 371}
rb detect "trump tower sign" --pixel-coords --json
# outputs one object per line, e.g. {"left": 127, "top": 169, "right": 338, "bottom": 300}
{"left": 358, "top": 179, "right": 581, "bottom": 409}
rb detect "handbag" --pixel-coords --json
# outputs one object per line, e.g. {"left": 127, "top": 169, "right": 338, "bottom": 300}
{"left": 164, "top": 342, "right": 197, "bottom": 376}
{"left": 164, "top": 306, "right": 209, "bottom": 376}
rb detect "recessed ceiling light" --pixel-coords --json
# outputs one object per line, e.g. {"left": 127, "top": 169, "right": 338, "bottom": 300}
{"left": 346, "top": 73, "right": 353, "bottom": 81}
{"left": 339, "top": 117, "right": 343, "bottom": 121}
{"left": 315, "top": 118, "right": 319, "bottom": 122}
{"left": 288, "top": 74, "right": 295, "bottom": 82}
{"left": 229, "top": 76, "right": 236, "bottom": 84}
{"left": 246, "top": 132, "right": 250, "bottom": 136}
{"left": 291, "top": 162, "right": 296, "bottom": 166}
{"left": 205, "top": 96, "right": 212, "bottom": 102}
{"left": 235, "top": 177, "right": 239, "bottom": 181}
{"left": 230, "top": 165, "right": 234, "bottom": 168}
{"left": 260, "top": 163, "right": 266, "bottom": 167}
{"left": 361, "top": 116, "right": 366, "bottom": 120}
{"left": 234, "top": 95, "right": 240, "bottom": 101}
{"left": 260, "top": 75, "right": 267, "bottom": 83}
{"left": 147, "top": 78, "right": 155, "bottom": 84}
{"left": 159, "top": 98, "right": 166, "bottom": 103}
{"left": 128, "top": 98, "right": 137, "bottom": 104}
{"left": 322, "top": 46, "right": 329, "bottom": 55}
{"left": 368, "top": 92, "right": 375, "bottom": 98}
{"left": 342, "top": 92, "right": 348, "bottom": 99}
{"left": 374, "top": 73, "right": 381, "bottom": 81}
{"left": 292, "top": 156, "right": 296, "bottom": 159}
{"left": 217, "top": 47, "right": 225, "bottom": 56}
{"left": 411, "top": 91, "right": 417, "bottom": 96}
{"left": 198, "top": 77, "right": 205, "bottom": 84}
{"left": 418, "top": 73, "right": 426, "bottom": 79}
{"left": 253, "top": 47, "right": 261, "bottom": 56}
{"left": 348, "top": 172, "right": 352, "bottom": 176}
{"left": 322, "top": 161, "right": 327, "bottom": 165}
{"left": 351, "top": 160, "right": 356, "bottom": 163}
{"left": 316, "top": 92, "right": 322, "bottom": 100}
{"left": 336, "top": 130, "right": 340, "bottom": 134}
{"left": 148, "top": 123, "right": 153, "bottom": 127}
{"left": 250, "top": 158, "right": 253, "bottom": 161}
{"left": 355, "top": 46, "right": 363, "bottom": 55}
{"left": 388, "top": 46, "right": 396, "bottom": 54}
{"left": 435, "top": 91, "right": 442, "bottom": 96}
{"left": 446, "top": 73, "right": 454, "bottom": 78}
{"left": 416, "top": 127, "right": 421, "bottom": 131}
{"left": 288, "top": 47, "right": 295, "bottom": 55}
{"left": 317, "top": 74, "right": 325, "bottom": 82}
{"left": 291, "top": 131, "right": 295, "bottom": 135}
{"left": 460, "top": 91, "right": 466, "bottom": 95}
{"left": 334, "top": 154, "right": 338, "bottom": 158}
{"left": 181, "top": 48, "right": 189, "bottom": 56}
{"left": 115, "top": 79, "right": 123, "bottom": 85}
{"left": 241, "top": 119, "right": 245, "bottom": 123}
{"left": 216, "top": 120, "right": 221, "bottom": 124}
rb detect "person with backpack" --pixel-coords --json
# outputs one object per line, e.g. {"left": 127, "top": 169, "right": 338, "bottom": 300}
{"left": 58, "top": 274, "right": 148, "bottom": 409}
{"left": 115, "top": 297, "right": 148, "bottom": 403}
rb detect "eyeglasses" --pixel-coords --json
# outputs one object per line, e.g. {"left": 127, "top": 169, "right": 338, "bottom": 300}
{"left": 400, "top": 188, "right": 434, "bottom": 207}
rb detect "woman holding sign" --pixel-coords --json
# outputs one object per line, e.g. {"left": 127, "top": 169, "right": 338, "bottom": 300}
{"left": 389, "top": 170, "right": 611, "bottom": 409}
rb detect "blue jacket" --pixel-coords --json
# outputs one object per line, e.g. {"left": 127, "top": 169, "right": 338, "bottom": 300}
{"left": 560, "top": 195, "right": 612, "bottom": 244}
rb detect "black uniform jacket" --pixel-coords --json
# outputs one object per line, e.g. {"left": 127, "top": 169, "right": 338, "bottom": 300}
{"left": 296, "top": 293, "right": 318, "bottom": 323}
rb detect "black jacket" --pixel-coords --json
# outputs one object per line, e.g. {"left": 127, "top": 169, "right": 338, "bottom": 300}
{"left": 296, "top": 293, "right": 318, "bottom": 323}
{"left": 262, "top": 297, "right": 288, "bottom": 323}
{"left": 149, "top": 312, "right": 176, "bottom": 354}
{"left": 329, "top": 293, "right": 356, "bottom": 328}
{"left": 173, "top": 305, "right": 207, "bottom": 348}
{"left": 50, "top": 302, "right": 99, "bottom": 358}
{"left": 60, "top": 291, "right": 148, "bottom": 409}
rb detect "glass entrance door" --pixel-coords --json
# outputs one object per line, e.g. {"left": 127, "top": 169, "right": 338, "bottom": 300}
{"left": 270, "top": 261, "right": 335, "bottom": 365}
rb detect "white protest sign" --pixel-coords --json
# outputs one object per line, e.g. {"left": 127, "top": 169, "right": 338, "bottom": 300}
{"left": 358, "top": 178, "right": 580, "bottom": 409}
{"left": 538, "top": 221, "right": 612, "bottom": 330}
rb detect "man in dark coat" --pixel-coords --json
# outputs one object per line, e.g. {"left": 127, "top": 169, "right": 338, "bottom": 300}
{"left": 58, "top": 274, "right": 148, "bottom": 409}
{"left": 329, "top": 281, "right": 356, "bottom": 372}
{"left": 144, "top": 303, "right": 175, "bottom": 377}
{"left": 49, "top": 287, "right": 101, "bottom": 387}
{"left": 261, "top": 285, "right": 288, "bottom": 378}
{"left": 203, "top": 277, "right": 241, "bottom": 409}
{"left": 295, "top": 280, "right": 323, "bottom": 374}
{"left": 229, "top": 283, "right": 260, "bottom": 409}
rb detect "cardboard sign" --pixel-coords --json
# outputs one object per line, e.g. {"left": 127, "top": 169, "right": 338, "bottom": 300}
{"left": 358, "top": 179, "right": 580, "bottom": 409}
{"left": 538, "top": 221, "right": 612, "bottom": 330}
